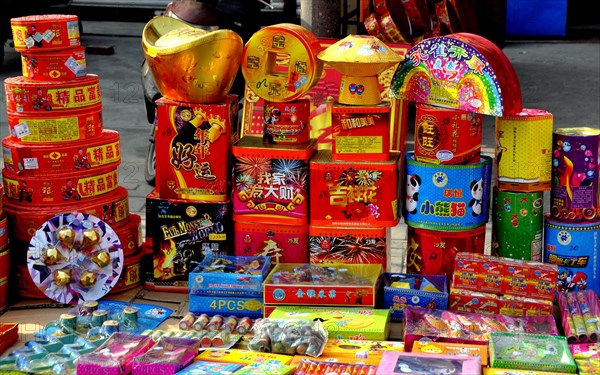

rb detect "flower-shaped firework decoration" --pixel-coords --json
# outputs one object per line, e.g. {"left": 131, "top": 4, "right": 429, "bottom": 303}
{"left": 27, "top": 212, "right": 124, "bottom": 305}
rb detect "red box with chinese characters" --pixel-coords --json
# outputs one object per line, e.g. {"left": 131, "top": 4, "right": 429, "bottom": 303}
{"left": 309, "top": 225, "right": 388, "bottom": 270}
{"left": 310, "top": 150, "right": 400, "bottom": 227}
{"left": 155, "top": 95, "right": 239, "bottom": 202}
{"left": 263, "top": 99, "right": 311, "bottom": 144}
{"left": 232, "top": 136, "right": 317, "bottom": 225}
{"left": 233, "top": 217, "right": 309, "bottom": 264}
{"left": 331, "top": 102, "right": 391, "bottom": 161}
{"left": 449, "top": 288, "right": 553, "bottom": 316}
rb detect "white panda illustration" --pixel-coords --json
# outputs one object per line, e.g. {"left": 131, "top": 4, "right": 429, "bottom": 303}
{"left": 406, "top": 174, "right": 421, "bottom": 215}
{"left": 468, "top": 178, "right": 484, "bottom": 217}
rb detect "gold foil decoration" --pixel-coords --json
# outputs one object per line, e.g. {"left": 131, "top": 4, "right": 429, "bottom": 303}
{"left": 81, "top": 228, "right": 100, "bottom": 248}
{"left": 43, "top": 247, "right": 64, "bottom": 266}
{"left": 92, "top": 250, "right": 111, "bottom": 268}
{"left": 54, "top": 269, "right": 72, "bottom": 286}
{"left": 80, "top": 271, "right": 97, "bottom": 288}
{"left": 56, "top": 227, "right": 76, "bottom": 249}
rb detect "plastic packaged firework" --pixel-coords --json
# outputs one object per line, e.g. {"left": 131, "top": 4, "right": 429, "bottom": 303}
{"left": 557, "top": 290, "right": 600, "bottom": 344}
{"left": 295, "top": 359, "right": 377, "bottom": 375}
{"left": 248, "top": 318, "right": 328, "bottom": 357}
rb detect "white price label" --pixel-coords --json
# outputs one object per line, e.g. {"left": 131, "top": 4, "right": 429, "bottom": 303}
{"left": 24, "top": 158, "right": 39, "bottom": 170}
{"left": 33, "top": 32, "right": 43, "bottom": 42}
{"left": 25, "top": 37, "right": 35, "bottom": 48}
{"left": 13, "top": 122, "right": 31, "bottom": 138}
{"left": 42, "top": 29, "right": 55, "bottom": 42}
{"left": 64, "top": 56, "right": 84, "bottom": 75}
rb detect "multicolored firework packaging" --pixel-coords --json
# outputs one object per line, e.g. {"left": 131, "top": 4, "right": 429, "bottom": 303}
{"left": 263, "top": 99, "right": 310, "bottom": 145}
{"left": 551, "top": 127, "right": 600, "bottom": 223}
{"left": 310, "top": 150, "right": 400, "bottom": 227}
{"left": 155, "top": 95, "right": 239, "bottom": 202}
{"left": 232, "top": 136, "right": 317, "bottom": 225}
{"left": 309, "top": 225, "right": 387, "bottom": 269}
{"left": 11, "top": 14, "right": 80, "bottom": 52}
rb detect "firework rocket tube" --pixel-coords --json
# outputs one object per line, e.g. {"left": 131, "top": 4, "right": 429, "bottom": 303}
{"left": 565, "top": 292, "right": 589, "bottom": 342}
{"left": 575, "top": 291, "right": 599, "bottom": 342}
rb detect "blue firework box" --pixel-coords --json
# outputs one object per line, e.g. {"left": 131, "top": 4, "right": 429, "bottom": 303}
{"left": 188, "top": 295, "right": 264, "bottom": 319}
{"left": 382, "top": 273, "right": 449, "bottom": 321}
{"left": 404, "top": 152, "right": 492, "bottom": 230}
{"left": 188, "top": 255, "right": 271, "bottom": 297}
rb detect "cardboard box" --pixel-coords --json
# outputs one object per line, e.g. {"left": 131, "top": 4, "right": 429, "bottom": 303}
{"left": 506, "top": 0, "right": 567, "bottom": 36}
{"left": 189, "top": 295, "right": 263, "bottom": 319}
{"left": 155, "top": 95, "right": 238, "bottom": 201}
{"left": 376, "top": 351, "right": 481, "bottom": 375}
{"left": 412, "top": 340, "right": 488, "bottom": 366}
{"left": 382, "top": 273, "right": 449, "bottom": 321}
{"left": 263, "top": 263, "right": 382, "bottom": 307}
{"left": 268, "top": 306, "right": 391, "bottom": 341}
{"left": 194, "top": 349, "right": 293, "bottom": 365}
{"left": 188, "top": 255, "right": 271, "bottom": 297}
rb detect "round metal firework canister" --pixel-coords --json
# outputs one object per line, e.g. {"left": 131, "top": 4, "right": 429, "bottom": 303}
{"left": 544, "top": 215, "right": 600, "bottom": 296}
{"left": 10, "top": 14, "right": 80, "bottom": 52}
{"left": 0, "top": 215, "right": 7, "bottom": 250}
{"left": 6, "top": 103, "right": 103, "bottom": 144}
{"left": 492, "top": 188, "right": 544, "bottom": 261}
{"left": 414, "top": 104, "right": 483, "bottom": 165}
{"left": 495, "top": 109, "right": 553, "bottom": 192}
{"left": 404, "top": 152, "right": 493, "bottom": 230}
{"left": 406, "top": 224, "right": 486, "bottom": 280}
{"left": 21, "top": 46, "right": 87, "bottom": 81}
{"left": 3, "top": 130, "right": 119, "bottom": 176}
{"left": 4, "top": 74, "right": 101, "bottom": 113}
{"left": 113, "top": 213, "right": 142, "bottom": 257}
{"left": 551, "top": 127, "right": 600, "bottom": 223}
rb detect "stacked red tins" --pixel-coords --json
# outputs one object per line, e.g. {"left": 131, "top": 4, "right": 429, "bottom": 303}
{"left": 2, "top": 14, "right": 143, "bottom": 302}
{"left": 0, "top": 185, "right": 8, "bottom": 313}
{"left": 234, "top": 24, "right": 323, "bottom": 267}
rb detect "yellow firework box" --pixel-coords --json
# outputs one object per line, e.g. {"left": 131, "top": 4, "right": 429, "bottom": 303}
{"left": 495, "top": 109, "right": 553, "bottom": 191}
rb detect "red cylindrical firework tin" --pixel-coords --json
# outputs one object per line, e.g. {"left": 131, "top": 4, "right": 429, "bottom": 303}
{"left": 364, "top": 13, "right": 385, "bottom": 41}
{"left": 331, "top": 102, "right": 391, "bottom": 162}
{"left": 0, "top": 215, "right": 7, "bottom": 250}
{"left": 14, "top": 263, "right": 49, "bottom": 300}
{"left": 495, "top": 109, "right": 553, "bottom": 192}
{"left": 414, "top": 104, "right": 483, "bottom": 165}
{"left": 544, "top": 215, "right": 600, "bottom": 296}
{"left": 6, "top": 103, "right": 103, "bottom": 144}
{"left": 310, "top": 149, "right": 400, "bottom": 227}
{"left": 232, "top": 136, "right": 317, "bottom": 225}
{"left": 234, "top": 217, "right": 308, "bottom": 264}
{"left": 4, "top": 74, "right": 101, "bottom": 113}
{"left": 492, "top": 188, "right": 544, "bottom": 261}
{"left": 3, "top": 129, "right": 119, "bottom": 176}
{"left": 550, "top": 127, "right": 600, "bottom": 223}
{"left": 0, "top": 275, "right": 8, "bottom": 313}
{"left": 373, "top": 0, "right": 411, "bottom": 43}
{"left": 263, "top": 99, "right": 311, "bottom": 145}
{"left": 10, "top": 14, "right": 80, "bottom": 52}
{"left": 155, "top": 95, "right": 237, "bottom": 202}
{"left": 309, "top": 225, "right": 388, "bottom": 270}
{"left": 113, "top": 213, "right": 142, "bottom": 257}
{"left": 406, "top": 224, "right": 486, "bottom": 280}
{"left": 21, "top": 46, "right": 86, "bottom": 81}
{"left": 3, "top": 186, "right": 130, "bottom": 242}
{"left": 2, "top": 161, "right": 119, "bottom": 207}
{"left": 0, "top": 246, "right": 9, "bottom": 291}
{"left": 108, "top": 248, "right": 145, "bottom": 295}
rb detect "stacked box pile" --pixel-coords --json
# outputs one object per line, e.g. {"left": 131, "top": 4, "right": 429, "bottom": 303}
{"left": 2, "top": 14, "right": 143, "bottom": 304}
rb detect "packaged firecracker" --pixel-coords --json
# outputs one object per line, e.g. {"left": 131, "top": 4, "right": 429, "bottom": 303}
{"left": 21, "top": 46, "right": 87, "bottom": 81}
{"left": 10, "top": 14, "right": 80, "bottom": 52}
{"left": 376, "top": 351, "right": 482, "bottom": 375}
{"left": 557, "top": 290, "right": 600, "bottom": 344}
{"left": 131, "top": 336, "right": 201, "bottom": 375}
{"left": 412, "top": 340, "right": 489, "bottom": 366}
{"left": 569, "top": 343, "right": 600, "bottom": 375}
{"left": 263, "top": 99, "right": 311, "bottom": 144}
{"left": 77, "top": 333, "right": 153, "bottom": 375}
{"left": 247, "top": 318, "right": 328, "bottom": 357}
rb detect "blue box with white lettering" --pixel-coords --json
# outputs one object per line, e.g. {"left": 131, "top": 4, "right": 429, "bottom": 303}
{"left": 188, "top": 255, "right": 271, "bottom": 297}
{"left": 382, "top": 273, "right": 448, "bottom": 321}
{"left": 188, "top": 295, "right": 264, "bottom": 319}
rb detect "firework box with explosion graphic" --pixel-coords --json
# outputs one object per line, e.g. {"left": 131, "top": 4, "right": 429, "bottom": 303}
{"left": 145, "top": 190, "right": 231, "bottom": 293}
{"left": 155, "top": 95, "right": 239, "bottom": 202}
{"left": 449, "top": 288, "right": 553, "bottom": 316}
{"left": 382, "top": 273, "right": 449, "bottom": 321}
{"left": 234, "top": 218, "right": 309, "bottom": 264}
{"left": 309, "top": 226, "right": 388, "bottom": 269}
{"left": 188, "top": 255, "right": 271, "bottom": 297}
{"left": 309, "top": 150, "right": 400, "bottom": 227}
{"left": 268, "top": 306, "right": 391, "bottom": 340}
{"left": 330, "top": 102, "right": 391, "bottom": 161}
{"left": 232, "top": 136, "right": 317, "bottom": 225}
{"left": 263, "top": 263, "right": 383, "bottom": 307}
{"left": 188, "top": 295, "right": 264, "bottom": 318}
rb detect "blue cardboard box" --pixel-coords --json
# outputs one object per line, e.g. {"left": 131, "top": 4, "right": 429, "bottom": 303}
{"left": 382, "top": 273, "right": 448, "bottom": 321}
{"left": 506, "top": 0, "right": 567, "bottom": 36}
{"left": 189, "top": 295, "right": 264, "bottom": 318}
{"left": 188, "top": 255, "right": 271, "bottom": 297}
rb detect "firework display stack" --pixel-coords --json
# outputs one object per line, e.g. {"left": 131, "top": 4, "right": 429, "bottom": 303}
{"left": 0, "top": 186, "right": 7, "bottom": 313}
{"left": 2, "top": 14, "right": 143, "bottom": 302}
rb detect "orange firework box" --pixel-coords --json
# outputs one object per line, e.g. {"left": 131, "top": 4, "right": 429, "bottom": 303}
{"left": 310, "top": 150, "right": 400, "bottom": 227}
{"left": 21, "top": 46, "right": 86, "bottom": 81}
{"left": 4, "top": 74, "right": 102, "bottom": 113}
{"left": 2, "top": 159, "right": 119, "bottom": 207}
{"left": 2, "top": 129, "right": 120, "bottom": 176}
{"left": 331, "top": 102, "right": 391, "bottom": 161}
{"left": 155, "top": 95, "right": 238, "bottom": 202}
{"left": 234, "top": 217, "right": 309, "bottom": 264}
{"left": 232, "top": 136, "right": 317, "bottom": 225}
{"left": 2, "top": 186, "right": 130, "bottom": 242}
{"left": 263, "top": 99, "right": 311, "bottom": 145}
{"left": 309, "top": 225, "right": 388, "bottom": 269}
{"left": 10, "top": 14, "right": 80, "bottom": 52}
{"left": 449, "top": 288, "right": 553, "bottom": 316}
{"left": 6, "top": 103, "right": 103, "bottom": 144}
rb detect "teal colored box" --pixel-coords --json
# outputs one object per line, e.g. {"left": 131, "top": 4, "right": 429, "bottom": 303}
{"left": 188, "top": 255, "right": 271, "bottom": 297}
{"left": 189, "top": 295, "right": 264, "bottom": 319}
{"left": 506, "top": 0, "right": 567, "bottom": 36}
{"left": 382, "top": 273, "right": 448, "bottom": 321}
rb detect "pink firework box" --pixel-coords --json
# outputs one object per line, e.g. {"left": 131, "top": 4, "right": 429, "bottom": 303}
{"left": 233, "top": 217, "right": 308, "bottom": 264}
{"left": 132, "top": 336, "right": 201, "bottom": 375}
{"left": 232, "top": 136, "right": 317, "bottom": 225}
{"left": 376, "top": 351, "right": 481, "bottom": 375}
{"left": 77, "top": 333, "right": 153, "bottom": 375}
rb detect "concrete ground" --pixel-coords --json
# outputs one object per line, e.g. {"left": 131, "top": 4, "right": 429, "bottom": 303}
{"left": 1, "top": 21, "right": 599, "bottom": 272}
